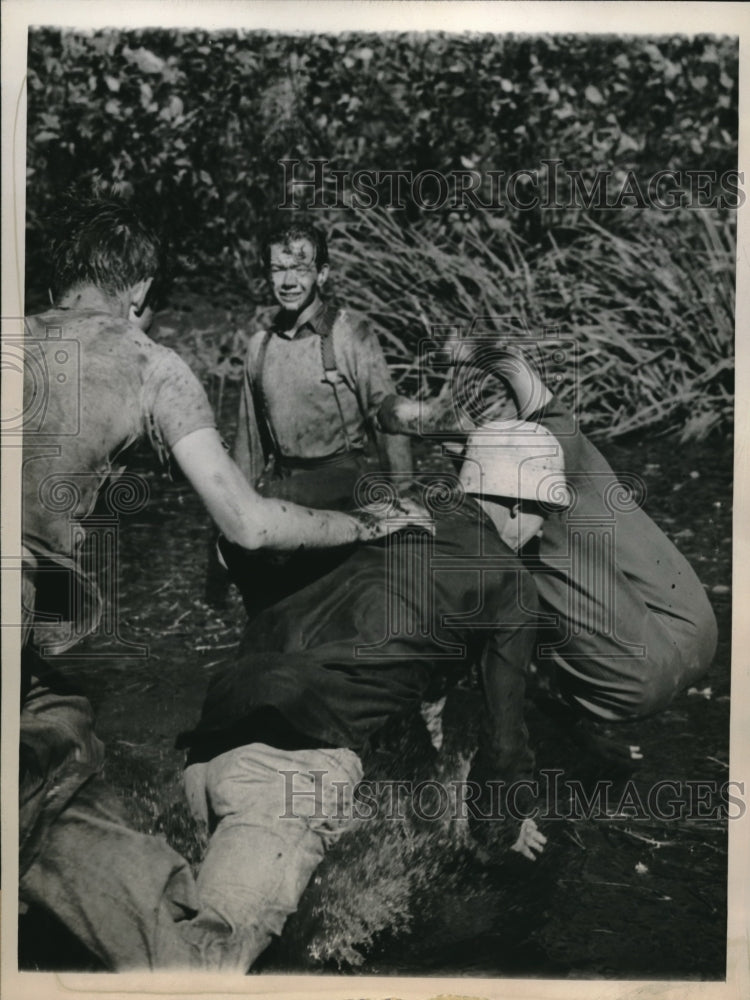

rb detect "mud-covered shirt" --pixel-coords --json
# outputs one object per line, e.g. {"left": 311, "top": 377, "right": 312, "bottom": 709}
{"left": 524, "top": 395, "right": 717, "bottom": 695}
{"left": 233, "top": 300, "right": 400, "bottom": 485}
{"left": 180, "top": 496, "right": 540, "bottom": 790}
{"left": 22, "top": 307, "right": 215, "bottom": 561}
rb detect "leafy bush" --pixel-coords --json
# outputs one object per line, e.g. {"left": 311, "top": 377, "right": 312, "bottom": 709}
{"left": 27, "top": 29, "right": 738, "bottom": 292}
{"left": 26, "top": 29, "right": 737, "bottom": 439}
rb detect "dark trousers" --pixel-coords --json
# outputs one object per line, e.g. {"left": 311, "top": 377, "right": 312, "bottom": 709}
{"left": 257, "top": 450, "right": 367, "bottom": 508}
{"left": 223, "top": 451, "right": 367, "bottom": 617}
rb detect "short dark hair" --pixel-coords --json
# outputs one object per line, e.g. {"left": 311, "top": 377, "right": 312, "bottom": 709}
{"left": 50, "top": 193, "right": 163, "bottom": 299}
{"left": 262, "top": 219, "right": 329, "bottom": 271}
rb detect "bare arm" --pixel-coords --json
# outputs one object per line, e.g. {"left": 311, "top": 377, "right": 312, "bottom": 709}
{"left": 173, "top": 427, "right": 414, "bottom": 550}
{"left": 495, "top": 349, "right": 552, "bottom": 419}
{"left": 378, "top": 347, "right": 553, "bottom": 436}
{"left": 378, "top": 384, "right": 461, "bottom": 436}
{"left": 373, "top": 425, "right": 414, "bottom": 481}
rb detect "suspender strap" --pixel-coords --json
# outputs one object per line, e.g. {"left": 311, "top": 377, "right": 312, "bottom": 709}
{"left": 319, "top": 317, "right": 353, "bottom": 452}
{"left": 320, "top": 323, "right": 338, "bottom": 374}
{"left": 251, "top": 329, "right": 281, "bottom": 463}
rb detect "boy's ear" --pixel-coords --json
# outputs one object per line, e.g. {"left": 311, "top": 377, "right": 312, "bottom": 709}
{"left": 131, "top": 276, "right": 154, "bottom": 312}
{"left": 316, "top": 263, "right": 330, "bottom": 290}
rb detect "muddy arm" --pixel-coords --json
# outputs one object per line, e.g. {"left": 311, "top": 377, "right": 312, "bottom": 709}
{"left": 377, "top": 385, "right": 460, "bottom": 436}
{"left": 377, "top": 347, "right": 553, "bottom": 436}
{"left": 172, "top": 427, "right": 414, "bottom": 550}
{"left": 466, "top": 622, "right": 545, "bottom": 860}
{"left": 373, "top": 424, "right": 414, "bottom": 479}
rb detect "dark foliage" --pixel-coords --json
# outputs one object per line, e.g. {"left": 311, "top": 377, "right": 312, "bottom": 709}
{"left": 27, "top": 30, "right": 738, "bottom": 299}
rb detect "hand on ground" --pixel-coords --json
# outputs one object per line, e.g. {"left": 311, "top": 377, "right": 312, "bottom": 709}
{"left": 510, "top": 817, "right": 547, "bottom": 860}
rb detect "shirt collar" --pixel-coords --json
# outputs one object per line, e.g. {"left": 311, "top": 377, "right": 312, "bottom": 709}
{"left": 271, "top": 297, "right": 335, "bottom": 340}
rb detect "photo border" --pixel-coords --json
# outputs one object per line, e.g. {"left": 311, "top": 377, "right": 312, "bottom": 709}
{"left": 3, "top": 3, "right": 748, "bottom": 998}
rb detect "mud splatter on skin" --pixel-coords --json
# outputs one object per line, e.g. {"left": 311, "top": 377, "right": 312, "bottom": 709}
{"left": 378, "top": 390, "right": 468, "bottom": 438}
{"left": 351, "top": 508, "right": 385, "bottom": 540}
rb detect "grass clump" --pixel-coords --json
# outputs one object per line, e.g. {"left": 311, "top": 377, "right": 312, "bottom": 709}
{"left": 103, "top": 743, "right": 207, "bottom": 871}
{"left": 267, "top": 739, "right": 483, "bottom": 971}
{"left": 152, "top": 207, "right": 734, "bottom": 444}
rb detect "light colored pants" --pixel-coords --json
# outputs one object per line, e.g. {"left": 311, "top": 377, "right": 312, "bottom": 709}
{"left": 183, "top": 742, "right": 363, "bottom": 971}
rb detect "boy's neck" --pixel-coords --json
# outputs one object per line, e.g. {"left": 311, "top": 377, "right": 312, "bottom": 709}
{"left": 57, "top": 284, "right": 126, "bottom": 318}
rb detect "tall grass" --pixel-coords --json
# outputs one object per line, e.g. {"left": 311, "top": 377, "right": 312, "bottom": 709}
{"left": 327, "top": 208, "right": 735, "bottom": 441}
{"left": 155, "top": 208, "right": 733, "bottom": 442}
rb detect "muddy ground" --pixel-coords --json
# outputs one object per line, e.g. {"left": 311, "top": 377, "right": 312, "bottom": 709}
{"left": 19, "top": 303, "right": 734, "bottom": 979}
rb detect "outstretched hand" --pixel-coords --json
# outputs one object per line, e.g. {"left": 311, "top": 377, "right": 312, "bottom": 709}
{"left": 510, "top": 817, "right": 547, "bottom": 860}
{"left": 353, "top": 495, "right": 435, "bottom": 541}
{"left": 438, "top": 339, "right": 553, "bottom": 425}
{"left": 377, "top": 340, "right": 553, "bottom": 439}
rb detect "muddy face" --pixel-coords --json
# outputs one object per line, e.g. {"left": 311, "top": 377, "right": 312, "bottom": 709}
{"left": 269, "top": 238, "right": 328, "bottom": 315}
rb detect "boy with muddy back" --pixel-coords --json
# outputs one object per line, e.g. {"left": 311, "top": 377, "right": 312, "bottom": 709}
{"left": 18, "top": 190, "right": 422, "bottom": 971}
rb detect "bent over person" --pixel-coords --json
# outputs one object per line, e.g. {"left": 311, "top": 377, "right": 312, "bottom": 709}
{"left": 175, "top": 437, "right": 568, "bottom": 971}
{"left": 19, "top": 192, "right": 415, "bottom": 970}
{"left": 379, "top": 345, "right": 718, "bottom": 724}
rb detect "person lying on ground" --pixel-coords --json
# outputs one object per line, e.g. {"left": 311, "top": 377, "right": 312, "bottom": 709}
{"left": 19, "top": 190, "right": 426, "bottom": 971}
{"left": 378, "top": 344, "right": 718, "bottom": 743}
{"left": 210, "top": 218, "right": 413, "bottom": 612}
{"left": 175, "top": 430, "right": 566, "bottom": 972}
